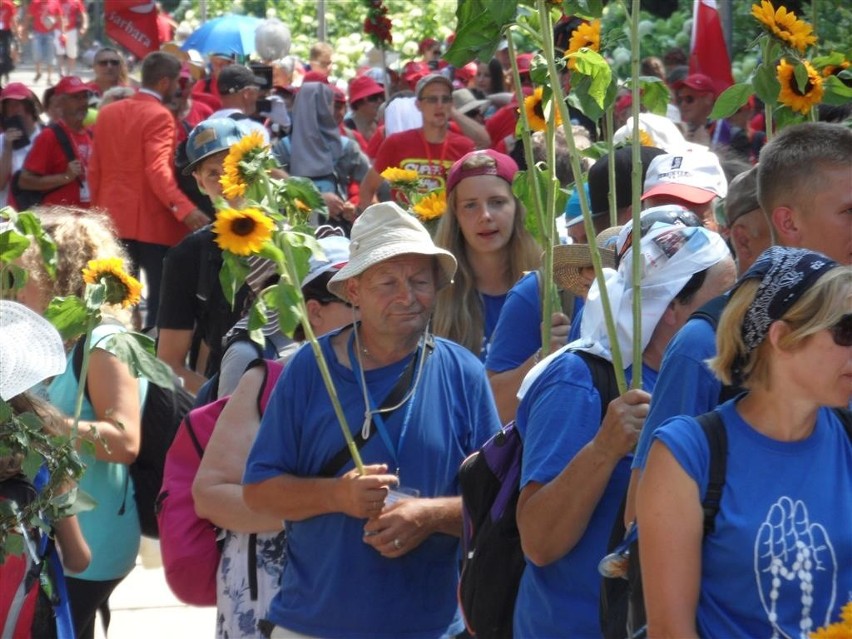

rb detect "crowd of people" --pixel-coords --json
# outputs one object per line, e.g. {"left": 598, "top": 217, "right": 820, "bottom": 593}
{"left": 0, "top": 13, "right": 850, "bottom": 639}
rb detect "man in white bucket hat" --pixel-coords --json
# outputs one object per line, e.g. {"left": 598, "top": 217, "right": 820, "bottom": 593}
{"left": 244, "top": 202, "right": 500, "bottom": 639}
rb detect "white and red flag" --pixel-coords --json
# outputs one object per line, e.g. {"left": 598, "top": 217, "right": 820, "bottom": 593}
{"left": 104, "top": 0, "right": 161, "bottom": 60}
{"left": 689, "top": 0, "right": 734, "bottom": 94}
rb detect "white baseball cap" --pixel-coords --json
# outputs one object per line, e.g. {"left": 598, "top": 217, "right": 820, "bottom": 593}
{"left": 641, "top": 151, "right": 728, "bottom": 205}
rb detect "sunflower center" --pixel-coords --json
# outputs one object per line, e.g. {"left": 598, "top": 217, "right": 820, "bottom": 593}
{"left": 534, "top": 100, "right": 544, "bottom": 120}
{"left": 790, "top": 77, "right": 813, "bottom": 96}
{"left": 232, "top": 217, "right": 257, "bottom": 237}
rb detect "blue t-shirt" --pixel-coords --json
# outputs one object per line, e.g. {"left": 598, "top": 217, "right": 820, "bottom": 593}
{"left": 486, "top": 272, "right": 584, "bottom": 373}
{"left": 480, "top": 291, "right": 507, "bottom": 363}
{"left": 513, "top": 352, "right": 657, "bottom": 638}
{"left": 654, "top": 401, "right": 852, "bottom": 638}
{"left": 633, "top": 315, "right": 721, "bottom": 470}
{"left": 47, "top": 323, "right": 147, "bottom": 581}
{"left": 243, "top": 330, "right": 500, "bottom": 639}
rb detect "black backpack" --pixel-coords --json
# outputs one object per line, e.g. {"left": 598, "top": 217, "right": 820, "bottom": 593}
{"left": 458, "top": 350, "right": 619, "bottom": 639}
{"left": 72, "top": 336, "right": 194, "bottom": 538}
{"left": 11, "top": 124, "right": 77, "bottom": 211}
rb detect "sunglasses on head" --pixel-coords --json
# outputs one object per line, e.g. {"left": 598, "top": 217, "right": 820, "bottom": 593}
{"left": 830, "top": 313, "right": 852, "bottom": 347}
{"left": 421, "top": 95, "right": 453, "bottom": 105}
{"left": 617, "top": 208, "right": 702, "bottom": 262}
{"left": 97, "top": 59, "right": 121, "bottom": 67}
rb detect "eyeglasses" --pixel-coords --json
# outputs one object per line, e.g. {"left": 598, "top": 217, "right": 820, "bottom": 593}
{"left": 420, "top": 95, "right": 453, "bottom": 105}
{"left": 830, "top": 314, "right": 852, "bottom": 347}
{"left": 96, "top": 59, "right": 121, "bottom": 67}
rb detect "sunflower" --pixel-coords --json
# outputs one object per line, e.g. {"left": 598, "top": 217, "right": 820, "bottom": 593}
{"left": 810, "top": 600, "right": 852, "bottom": 638}
{"left": 523, "top": 87, "right": 563, "bottom": 133}
{"left": 565, "top": 19, "right": 601, "bottom": 69}
{"left": 220, "top": 131, "right": 268, "bottom": 200}
{"left": 751, "top": 0, "right": 817, "bottom": 53}
{"left": 777, "top": 59, "right": 823, "bottom": 115}
{"left": 822, "top": 60, "right": 850, "bottom": 78}
{"left": 82, "top": 257, "right": 143, "bottom": 308}
{"left": 381, "top": 167, "right": 420, "bottom": 184}
{"left": 413, "top": 190, "right": 446, "bottom": 221}
{"left": 212, "top": 207, "right": 275, "bottom": 256}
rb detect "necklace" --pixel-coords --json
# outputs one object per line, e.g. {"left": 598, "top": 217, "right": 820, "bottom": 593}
{"left": 352, "top": 323, "right": 429, "bottom": 440}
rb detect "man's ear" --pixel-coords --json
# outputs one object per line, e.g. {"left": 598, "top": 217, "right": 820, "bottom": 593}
{"left": 344, "top": 277, "right": 360, "bottom": 307}
{"left": 305, "top": 298, "right": 323, "bottom": 326}
{"left": 770, "top": 206, "right": 801, "bottom": 247}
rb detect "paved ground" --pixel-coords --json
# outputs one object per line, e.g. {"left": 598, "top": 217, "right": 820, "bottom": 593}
{"left": 6, "top": 59, "right": 219, "bottom": 638}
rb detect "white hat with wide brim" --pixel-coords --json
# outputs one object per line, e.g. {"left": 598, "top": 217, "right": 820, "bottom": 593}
{"left": 327, "top": 202, "right": 457, "bottom": 303}
{"left": 0, "top": 301, "right": 67, "bottom": 400}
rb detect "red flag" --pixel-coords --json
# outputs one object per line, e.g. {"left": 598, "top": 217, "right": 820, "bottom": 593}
{"left": 104, "top": 0, "right": 161, "bottom": 60}
{"left": 689, "top": 0, "right": 734, "bottom": 94}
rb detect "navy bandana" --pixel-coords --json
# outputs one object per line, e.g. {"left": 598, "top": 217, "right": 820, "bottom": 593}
{"left": 734, "top": 246, "right": 837, "bottom": 352}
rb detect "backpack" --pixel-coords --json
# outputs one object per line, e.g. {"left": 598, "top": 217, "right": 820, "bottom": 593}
{"left": 156, "top": 358, "right": 282, "bottom": 606}
{"left": 10, "top": 124, "right": 77, "bottom": 211}
{"left": 72, "top": 336, "right": 195, "bottom": 538}
{"left": 458, "top": 350, "right": 619, "bottom": 639}
{"left": 601, "top": 407, "right": 852, "bottom": 639}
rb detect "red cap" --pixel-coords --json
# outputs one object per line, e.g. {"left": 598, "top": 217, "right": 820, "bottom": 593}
{"left": 331, "top": 86, "right": 347, "bottom": 104}
{"left": 53, "top": 76, "right": 91, "bottom": 96}
{"left": 0, "top": 82, "right": 38, "bottom": 103}
{"left": 348, "top": 75, "right": 384, "bottom": 104}
{"left": 454, "top": 61, "right": 478, "bottom": 85}
{"left": 672, "top": 73, "right": 717, "bottom": 96}
{"left": 419, "top": 37, "right": 439, "bottom": 54}
{"left": 302, "top": 70, "right": 329, "bottom": 84}
{"left": 516, "top": 53, "right": 533, "bottom": 75}
{"left": 446, "top": 149, "right": 519, "bottom": 193}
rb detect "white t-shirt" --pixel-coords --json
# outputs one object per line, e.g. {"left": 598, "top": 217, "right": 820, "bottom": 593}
{"left": 0, "top": 125, "right": 42, "bottom": 208}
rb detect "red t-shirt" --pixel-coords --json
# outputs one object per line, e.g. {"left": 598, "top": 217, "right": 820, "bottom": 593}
{"left": 59, "top": 0, "right": 85, "bottom": 31}
{"left": 373, "top": 127, "right": 474, "bottom": 194}
{"left": 0, "top": 0, "right": 16, "bottom": 31}
{"left": 28, "top": 0, "right": 62, "bottom": 33}
{"left": 23, "top": 123, "right": 92, "bottom": 207}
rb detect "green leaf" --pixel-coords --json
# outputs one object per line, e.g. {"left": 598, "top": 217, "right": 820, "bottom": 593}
{"left": 220, "top": 253, "right": 250, "bottom": 308}
{"left": 0, "top": 263, "right": 27, "bottom": 294}
{"left": 5, "top": 534, "right": 24, "bottom": 557}
{"left": 0, "top": 400, "right": 10, "bottom": 423}
{"left": 85, "top": 283, "right": 106, "bottom": 311}
{"left": 444, "top": 0, "right": 518, "bottom": 67}
{"left": 101, "top": 333, "right": 175, "bottom": 389}
{"left": 43, "top": 296, "right": 90, "bottom": 341}
{"left": 821, "top": 75, "right": 852, "bottom": 105}
{"left": 812, "top": 52, "right": 848, "bottom": 68}
{"left": 281, "top": 176, "right": 325, "bottom": 212}
{"left": 793, "top": 61, "right": 810, "bottom": 94}
{"left": 753, "top": 62, "right": 781, "bottom": 106}
{"left": 270, "top": 282, "right": 304, "bottom": 338}
{"left": 562, "top": 0, "right": 603, "bottom": 18}
{"left": 529, "top": 53, "right": 550, "bottom": 86}
{"left": 247, "top": 297, "right": 269, "bottom": 332}
{"left": 0, "top": 229, "right": 30, "bottom": 264}
{"left": 63, "top": 488, "right": 97, "bottom": 515}
{"left": 580, "top": 141, "right": 610, "bottom": 161}
{"left": 567, "top": 48, "right": 612, "bottom": 113}
{"left": 618, "top": 76, "right": 671, "bottom": 116}
{"left": 773, "top": 105, "right": 804, "bottom": 131}
{"left": 709, "top": 83, "right": 755, "bottom": 120}
{"left": 22, "top": 450, "right": 42, "bottom": 480}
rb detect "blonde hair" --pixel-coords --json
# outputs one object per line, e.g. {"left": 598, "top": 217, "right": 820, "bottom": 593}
{"left": 20, "top": 206, "right": 134, "bottom": 326}
{"left": 709, "top": 266, "right": 851, "bottom": 389}
{"left": 432, "top": 153, "right": 541, "bottom": 354}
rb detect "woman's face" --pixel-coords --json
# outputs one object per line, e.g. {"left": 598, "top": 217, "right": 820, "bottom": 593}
{"left": 454, "top": 175, "right": 516, "bottom": 257}
{"left": 781, "top": 316, "right": 852, "bottom": 408}
{"left": 475, "top": 63, "right": 491, "bottom": 93}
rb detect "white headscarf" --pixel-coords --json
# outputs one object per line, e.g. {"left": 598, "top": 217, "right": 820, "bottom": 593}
{"left": 519, "top": 224, "right": 730, "bottom": 399}
{"left": 384, "top": 97, "right": 422, "bottom": 136}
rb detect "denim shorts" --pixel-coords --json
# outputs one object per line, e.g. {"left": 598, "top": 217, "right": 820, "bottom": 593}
{"left": 31, "top": 31, "right": 55, "bottom": 64}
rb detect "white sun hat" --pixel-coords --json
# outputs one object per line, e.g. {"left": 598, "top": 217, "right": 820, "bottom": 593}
{"left": 0, "top": 301, "right": 67, "bottom": 400}
{"left": 327, "top": 202, "right": 457, "bottom": 302}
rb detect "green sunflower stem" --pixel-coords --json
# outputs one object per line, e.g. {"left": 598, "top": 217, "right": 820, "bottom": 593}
{"left": 762, "top": 39, "right": 775, "bottom": 142}
{"left": 540, "top": 0, "right": 627, "bottom": 394}
{"left": 629, "top": 0, "right": 644, "bottom": 389}
{"left": 278, "top": 229, "right": 366, "bottom": 476}
{"left": 507, "top": 31, "right": 552, "bottom": 355}
{"left": 605, "top": 108, "right": 618, "bottom": 228}
{"left": 70, "top": 320, "right": 96, "bottom": 437}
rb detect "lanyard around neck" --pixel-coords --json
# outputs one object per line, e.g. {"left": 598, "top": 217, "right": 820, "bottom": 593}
{"left": 347, "top": 332, "right": 421, "bottom": 474}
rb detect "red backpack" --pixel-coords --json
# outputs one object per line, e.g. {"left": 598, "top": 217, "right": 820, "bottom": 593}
{"left": 155, "top": 359, "right": 282, "bottom": 606}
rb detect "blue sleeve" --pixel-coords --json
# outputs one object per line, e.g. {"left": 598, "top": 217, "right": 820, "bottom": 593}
{"left": 517, "top": 354, "right": 601, "bottom": 488}
{"left": 486, "top": 272, "right": 542, "bottom": 373}
{"left": 651, "top": 416, "right": 710, "bottom": 499}
{"left": 633, "top": 318, "right": 721, "bottom": 469}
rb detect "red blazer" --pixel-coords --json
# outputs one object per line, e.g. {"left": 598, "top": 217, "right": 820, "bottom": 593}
{"left": 90, "top": 91, "right": 196, "bottom": 247}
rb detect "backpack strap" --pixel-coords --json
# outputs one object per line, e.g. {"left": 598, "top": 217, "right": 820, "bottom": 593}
{"left": 695, "top": 411, "right": 727, "bottom": 536}
{"left": 49, "top": 123, "right": 78, "bottom": 165}
{"left": 318, "top": 334, "right": 435, "bottom": 478}
{"left": 573, "top": 350, "right": 620, "bottom": 420}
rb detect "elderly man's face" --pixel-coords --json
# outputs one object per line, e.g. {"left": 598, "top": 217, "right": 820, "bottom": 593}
{"left": 346, "top": 254, "right": 437, "bottom": 338}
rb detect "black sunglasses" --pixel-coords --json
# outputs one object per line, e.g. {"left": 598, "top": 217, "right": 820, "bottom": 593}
{"left": 830, "top": 313, "right": 852, "bottom": 347}
{"left": 97, "top": 59, "right": 121, "bottom": 67}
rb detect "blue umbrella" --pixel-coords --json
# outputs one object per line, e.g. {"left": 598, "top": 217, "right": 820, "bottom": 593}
{"left": 181, "top": 15, "right": 263, "bottom": 58}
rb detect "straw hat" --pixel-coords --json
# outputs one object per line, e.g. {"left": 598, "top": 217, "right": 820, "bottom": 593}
{"left": 0, "top": 301, "right": 67, "bottom": 401}
{"left": 327, "top": 202, "right": 457, "bottom": 302}
{"left": 552, "top": 226, "right": 620, "bottom": 296}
